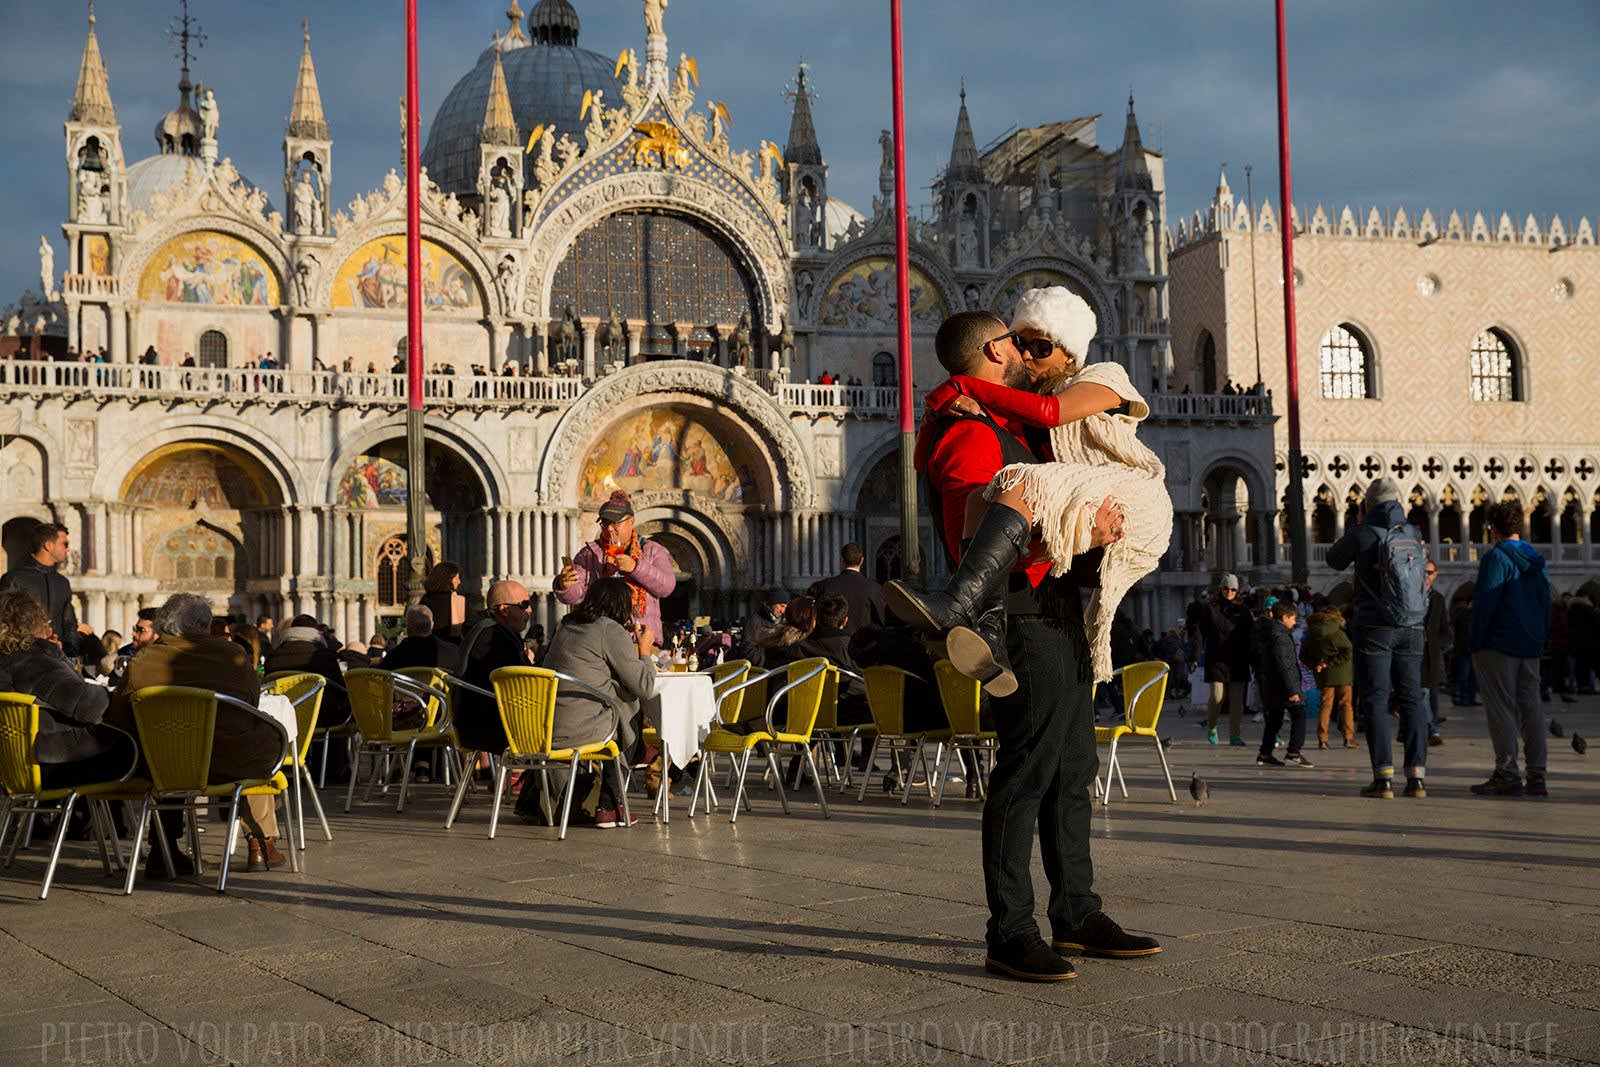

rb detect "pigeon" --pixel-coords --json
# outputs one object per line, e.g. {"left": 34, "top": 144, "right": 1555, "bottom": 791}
{"left": 1161, "top": 736, "right": 1173, "bottom": 749}
{"left": 1189, "top": 772, "right": 1209, "bottom": 807}
{"left": 1574, "top": 733, "right": 1587, "bottom": 756}
{"left": 1549, "top": 719, "right": 1565, "bottom": 738}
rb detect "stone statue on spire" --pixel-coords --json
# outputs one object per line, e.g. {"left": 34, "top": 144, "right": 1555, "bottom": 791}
{"left": 644, "top": 0, "right": 667, "bottom": 38}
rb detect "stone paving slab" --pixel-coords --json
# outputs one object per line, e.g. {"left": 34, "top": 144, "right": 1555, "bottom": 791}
{"left": 0, "top": 699, "right": 1596, "bottom": 1065}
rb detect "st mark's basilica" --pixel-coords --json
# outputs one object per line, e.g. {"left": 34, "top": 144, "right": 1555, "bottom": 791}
{"left": 0, "top": 0, "right": 1279, "bottom": 639}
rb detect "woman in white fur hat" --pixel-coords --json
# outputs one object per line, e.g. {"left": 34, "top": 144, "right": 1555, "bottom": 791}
{"left": 888, "top": 286, "right": 1173, "bottom": 688}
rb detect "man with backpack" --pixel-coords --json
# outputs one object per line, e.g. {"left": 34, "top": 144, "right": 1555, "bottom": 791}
{"left": 1326, "top": 477, "right": 1430, "bottom": 799}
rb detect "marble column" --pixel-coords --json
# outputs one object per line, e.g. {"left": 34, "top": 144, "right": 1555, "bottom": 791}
{"left": 581, "top": 321, "right": 597, "bottom": 379}
{"left": 626, "top": 322, "right": 643, "bottom": 365}
{"left": 488, "top": 319, "right": 506, "bottom": 373}
{"left": 109, "top": 304, "right": 127, "bottom": 363}
{"left": 531, "top": 320, "right": 549, "bottom": 376}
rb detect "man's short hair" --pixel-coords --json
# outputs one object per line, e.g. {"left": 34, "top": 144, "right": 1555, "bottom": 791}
{"left": 840, "top": 543, "right": 865, "bottom": 568}
{"left": 290, "top": 614, "right": 318, "bottom": 628}
{"left": 28, "top": 522, "right": 68, "bottom": 555}
{"left": 404, "top": 604, "right": 434, "bottom": 637}
{"left": 136, "top": 608, "right": 158, "bottom": 623}
{"left": 156, "top": 593, "right": 212, "bottom": 637}
{"left": 933, "top": 311, "right": 1004, "bottom": 377}
{"left": 256, "top": 614, "right": 273, "bottom": 626}
{"left": 1487, "top": 500, "right": 1525, "bottom": 539}
{"left": 818, "top": 594, "right": 849, "bottom": 630}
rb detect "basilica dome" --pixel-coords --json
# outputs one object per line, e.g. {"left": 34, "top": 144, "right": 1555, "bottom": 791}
{"left": 421, "top": 0, "right": 620, "bottom": 195}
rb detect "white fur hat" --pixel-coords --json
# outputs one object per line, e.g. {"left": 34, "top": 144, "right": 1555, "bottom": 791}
{"left": 1010, "top": 286, "right": 1097, "bottom": 358}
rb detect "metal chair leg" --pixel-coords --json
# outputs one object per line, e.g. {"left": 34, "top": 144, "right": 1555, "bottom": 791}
{"left": 557, "top": 760, "right": 581, "bottom": 840}
{"left": 395, "top": 739, "right": 419, "bottom": 813}
{"left": 488, "top": 763, "right": 508, "bottom": 840}
{"left": 612, "top": 760, "right": 632, "bottom": 829}
{"left": 186, "top": 805, "right": 204, "bottom": 875}
{"left": 766, "top": 750, "right": 791, "bottom": 815}
{"left": 290, "top": 764, "right": 307, "bottom": 850}
{"left": 1101, "top": 738, "right": 1121, "bottom": 807}
{"left": 1154, "top": 736, "right": 1179, "bottom": 803}
{"left": 122, "top": 796, "right": 151, "bottom": 895}
{"left": 87, "top": 800, "right": 114, "bottom": 876}
{"left": 934, "top": 742, "right": 957, "bottom": 808}
{"left": 857, "top": 735, "right": 883, "bottom": 802}
{"left": 729, "top": 750, "right": 753, "bottom": 823}
{"left": 216, "top": 790, "right": 243, "bottom": 893}
{"left": 804, "top": 747, "right": 830, "bottom": 819}
{"left": 39, "top": 794, "right": 78, "bottom": 899}
{"left": 343, "top": 746, "right": 362, "bottom": 813}
{"left": 443, "top": 750, "right": 477, "bottom": 829}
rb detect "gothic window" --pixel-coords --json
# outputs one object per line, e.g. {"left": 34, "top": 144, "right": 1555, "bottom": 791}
{"left": 1196, "top": 330, "right": 1218, "bottom": 393}
{"left": 549, "top": 211, "right": 759, "bottom": 359}
{"left": 197, "top": 329, "right": 228, "bottom": 368}
{"left": 1317, "top": 324, "right": 1373, "bottom": 400}
{"left": 871, "top": 351, "right": 896, "bottom": 387}
{"left": 1470, "top": 328, "right": 1522, "bottom": 402}
{"left": 376, "top": 535, "right": 408, "bottom": 608}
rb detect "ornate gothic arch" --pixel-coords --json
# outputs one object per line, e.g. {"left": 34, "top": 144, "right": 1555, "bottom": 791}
{"left": 93, "top": 416, "right": 303, "bottom": 505}
{"left": 982, "top": 253, "right": 1116, "bottom": 338}
{"left": 523, "top": 172, "right": 790, "bottom": 330}
{"left": 119, "top": 216, "right": 288, "bottom": 306}
{"left": 805, "top": 239, "right": 961, "bottom": 332}
{"left": 840, "top": 430, "right": 902, "bottom": 511}
{"left": 314, "top": 221, "right": 496, "bottom": 316}
{"left": 633, "top": 496, "right": 745, "bottom": 588}
{"left": 316, "top": 414, "right": 508, "bottom": 508}
{"left": 537, "top": 362, "right": 815, "bottom": 510}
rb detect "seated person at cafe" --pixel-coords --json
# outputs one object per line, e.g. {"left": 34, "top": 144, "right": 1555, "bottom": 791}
{"left": 0, "top": 588, "right": 136, "bottom": 790}
{"left": 111, "top": 594, "right": 287, "bottom": 875}
{"left": 751, "top": 595, "right": 818, "bottom": 671}
{"left": 517, "top": 578, "right": 657, "bottom": 828}
{"left": 381, "top": 605, "right": 458, "bottom": 671}
{"left": 456, "top": 581, "right": 535, "bottom": 758}
{"left": 266, "top": 615, "right": 352, "bottom": 727}
{"left": 798, "top": 594, "right": 873, "bottom": 732}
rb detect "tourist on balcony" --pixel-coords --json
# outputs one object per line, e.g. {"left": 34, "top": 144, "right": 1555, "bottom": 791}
{"left": 1326, "top": 477, "right": 1430, "bottom": 799}
{"left": 1468, "top": 503, "right": 1550, "bottom": 797}
{"left": 554, "top": 490, "right": 676, "bottom": 646}
{"left": 0, "top": 521, "right": 92, "bottom": 658}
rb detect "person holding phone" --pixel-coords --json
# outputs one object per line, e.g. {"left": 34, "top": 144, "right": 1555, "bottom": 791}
{"left": 554, "top": 490, "right": 676, "bottom": 645}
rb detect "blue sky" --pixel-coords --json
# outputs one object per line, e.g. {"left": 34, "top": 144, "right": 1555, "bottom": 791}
{"left": 2, "top": 0, "right": 1596, "bottom": 307}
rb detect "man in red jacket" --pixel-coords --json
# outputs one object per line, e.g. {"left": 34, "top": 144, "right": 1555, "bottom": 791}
{"left": 911, "top": 309, "right": 1160, "bottom": 982}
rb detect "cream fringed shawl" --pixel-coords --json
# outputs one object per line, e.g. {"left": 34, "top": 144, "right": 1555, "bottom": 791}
{"left": 983, "top": 362, "right": 1173, "bottom": 682}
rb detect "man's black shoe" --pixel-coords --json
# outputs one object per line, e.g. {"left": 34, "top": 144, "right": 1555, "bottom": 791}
{"left": 984, "top": 935, "right": 1078, "bottom": 982}
{"left": 142, "top": 845, "right": 196, "bottom": 880}
{"left": 1052, "top": 911, "right": 1162, "bottom": 958}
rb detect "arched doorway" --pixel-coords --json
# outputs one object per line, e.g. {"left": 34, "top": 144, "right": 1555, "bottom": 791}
{"left": 333, "top": 438, "right": 485, "bottom": 612}
{"left": 1, "top": 436, "right": 49, "bottom": 570}
{"left": 121, "top": 442, "right": 283, "bottom": 618}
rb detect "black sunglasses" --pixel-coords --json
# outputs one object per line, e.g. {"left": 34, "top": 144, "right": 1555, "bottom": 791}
{"left": 986, "top": 330, "right": 1057, "bottom": 361}
{"left": 498, "top": 599, "right": 533, "bottom": 611}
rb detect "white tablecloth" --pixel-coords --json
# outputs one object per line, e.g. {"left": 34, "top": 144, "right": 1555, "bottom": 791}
{"left": 643, "top": 673, "right": 719, "bottom": 769}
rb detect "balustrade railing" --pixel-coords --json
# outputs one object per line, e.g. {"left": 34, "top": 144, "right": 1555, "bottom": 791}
{"left": 1147, "top": 392, "right": 1273, "bottom": 421}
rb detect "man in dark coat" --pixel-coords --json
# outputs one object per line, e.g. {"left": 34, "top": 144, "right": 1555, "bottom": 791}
{"left": 0, "top": 521, "right": 90, "bottom": 657}
{"left": 1187, "top": 573, "right": 1252, "bottom": 746}
{"left": 1252, "top": 600, "right": 1312, "bottom": 767}
{"left": 456, "top": 581, "right": 533, "bottom": 755}
{"left": 381, "top": 605, "right": 458, "bottom": 672}
{"left": 807, "top": 544, "right": 887, "bottom": 637}
{"left": 797, "top": 594, "right": 871, "bottom": 729}
{"left": 265, "top": 615, "right": 352, "bottom": 727}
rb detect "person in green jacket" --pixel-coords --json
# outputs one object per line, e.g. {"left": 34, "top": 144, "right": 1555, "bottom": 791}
{"left": 1301, "top": 606, "right": 1354, "bottom": 748}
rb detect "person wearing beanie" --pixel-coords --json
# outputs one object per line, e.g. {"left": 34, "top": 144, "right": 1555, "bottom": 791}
{"left": 888, "top": 285, "right": 1174, "bottom": 688}
{"left": 893, "top": 297, "right": 1162, "bottom": 984}
{"left": 554, "top": 490, "right": 676, "bottom": 645}
{"left": 1327, "top": 476, "right": 1431, "bottom": 798}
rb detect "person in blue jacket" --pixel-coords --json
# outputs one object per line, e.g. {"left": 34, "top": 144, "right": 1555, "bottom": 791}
{"left": 1468, "top": 501, "right": 1550, "bottom": 797}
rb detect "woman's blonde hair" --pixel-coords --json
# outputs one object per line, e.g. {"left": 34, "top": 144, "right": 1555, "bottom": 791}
{"left": 0, "top": 588, "right": 49, "bottom": 655}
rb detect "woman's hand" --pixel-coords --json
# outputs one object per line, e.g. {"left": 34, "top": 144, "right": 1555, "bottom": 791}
{"left": 1089, "top": 496, "right": 1125, "bottom": 548}
{"left": 947, "top": 394, "right": 985, "bottom": 418}
{"left": 633, "top": 624, "right": 656, "bottom": 658}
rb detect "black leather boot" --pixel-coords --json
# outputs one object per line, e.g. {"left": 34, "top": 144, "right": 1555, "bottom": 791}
{"left": 886, "top": 503, "right": 1031, "bottom": 635}
{"left": 947, "top": 585, "right": 1017, "bottom": 697}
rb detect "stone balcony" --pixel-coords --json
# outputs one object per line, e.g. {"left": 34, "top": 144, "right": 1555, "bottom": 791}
{"left": 0, "top": 357, "right": 1273, "bottom": 423}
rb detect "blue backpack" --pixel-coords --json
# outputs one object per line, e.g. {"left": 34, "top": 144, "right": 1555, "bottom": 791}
{"left": 1369, "top": 523, "right": 1428, "bottom": 627}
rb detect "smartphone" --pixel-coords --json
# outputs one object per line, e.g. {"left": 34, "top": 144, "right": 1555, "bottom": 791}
{"left": 561, "top": 554, "right": 573, "bottom": 568}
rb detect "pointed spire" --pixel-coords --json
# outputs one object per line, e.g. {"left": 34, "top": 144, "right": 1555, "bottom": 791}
{"left": 1215, "top": 164, "right": 1231, "bottom": 198}
{"left": 1116, "top": 89, "right": 1153, "bottom": 191}
{"left": 783, "top": 60, "right": 822, "bottom": 165}
{"left": 287, "top": 19, "right": 328, "bottom": 141}
{"left": 945, "top": 78, "right": 983, "bottom": 183}
{"left": 481, "top": 45, "right": 518, "bottom": 145}
{"left": 70, "top": 3, "right": 116, "bottom": 124}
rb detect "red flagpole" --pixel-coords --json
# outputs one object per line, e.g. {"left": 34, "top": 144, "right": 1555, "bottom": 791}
{"left": 404, "top": 0, "right": 429, "bottom": 597}
{"left": 1276, "top": 0, "right": 1307, "bottom": 582}
{"left": 889, "top": 0, "right": 920, "bottom": 583}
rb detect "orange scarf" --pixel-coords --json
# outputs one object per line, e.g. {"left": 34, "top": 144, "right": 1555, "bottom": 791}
{"left": 603, "top": 534, "right": 649, "bottom": 620}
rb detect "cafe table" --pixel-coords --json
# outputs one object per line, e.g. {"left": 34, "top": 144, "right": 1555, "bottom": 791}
{"left": 641, "top": 671, "right": 719, "bottom": 823}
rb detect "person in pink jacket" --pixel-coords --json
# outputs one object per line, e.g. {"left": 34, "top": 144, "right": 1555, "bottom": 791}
{"left": 554, "top": 490, "right": 677, "bottom": 645}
